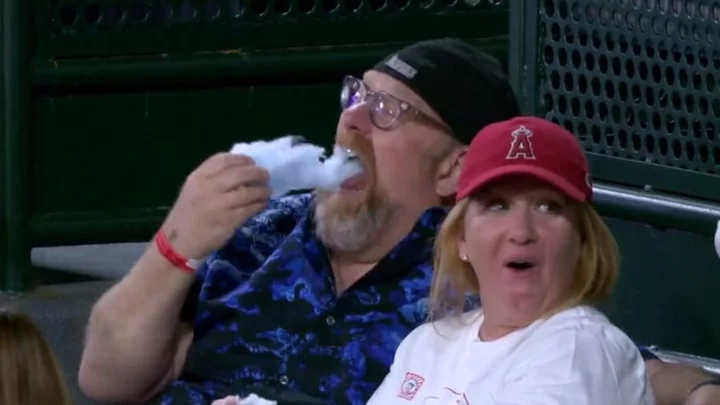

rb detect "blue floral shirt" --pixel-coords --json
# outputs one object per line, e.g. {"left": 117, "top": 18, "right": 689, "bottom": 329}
{"left": 154, "top": 193, "right": 446, "bottom": 405}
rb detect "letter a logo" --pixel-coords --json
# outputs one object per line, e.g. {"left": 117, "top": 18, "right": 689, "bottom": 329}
{"left": 506, "top": 125, "right": 536, "bottom": 160}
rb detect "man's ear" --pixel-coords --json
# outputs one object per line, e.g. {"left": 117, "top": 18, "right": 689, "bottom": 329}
{"left": 436, "top": 146, "right": 467, "bottom": 199}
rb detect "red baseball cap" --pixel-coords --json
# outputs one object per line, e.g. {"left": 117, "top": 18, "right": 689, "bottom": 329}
{"left": 456, "top": 116, "right": 592, "bottom": 202}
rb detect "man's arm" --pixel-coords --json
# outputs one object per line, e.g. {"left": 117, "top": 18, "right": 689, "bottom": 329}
{"left": 79, "top": 153, "right": 272, "bottom": 402}
{"left": 79, "top": 245, "right": 198, "bottom": 402}
{"left": 685, "top": 381, "right": 720, "bottom": 405}
{"left": 646, "top": 359, "right": 720, "bottom": 405}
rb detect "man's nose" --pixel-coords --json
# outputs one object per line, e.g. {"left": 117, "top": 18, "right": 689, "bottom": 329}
{"left": 337, "top": 102, "right": 373, "bottom": 136}
{"left": 506, "top": 206, "right": 538, "bottom": 245}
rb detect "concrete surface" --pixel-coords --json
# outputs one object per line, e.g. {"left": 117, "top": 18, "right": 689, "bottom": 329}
{"left": 32, "top": 243, "right": 147, "bottom": 280}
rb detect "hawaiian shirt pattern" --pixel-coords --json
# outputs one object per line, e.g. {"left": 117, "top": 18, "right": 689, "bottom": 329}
{"left": 155, "top": 193, "right": 447, "bottom": 405}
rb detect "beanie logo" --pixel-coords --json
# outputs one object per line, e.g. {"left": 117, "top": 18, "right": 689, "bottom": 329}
{"left": 385, "top": 55, "right": 417, "bottom": 80}
{"left": 506, "top": 125, "right": 536, "bottom": 160}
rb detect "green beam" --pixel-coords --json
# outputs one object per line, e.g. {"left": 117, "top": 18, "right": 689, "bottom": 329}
{"left": 33, "top": 38, "right": 509, "bottom": 88}
{"left": 594, "top": 183, "right": 720, "bottom": 236}
{"left": 1, "top": 0, "right": 31, "bottom": 292}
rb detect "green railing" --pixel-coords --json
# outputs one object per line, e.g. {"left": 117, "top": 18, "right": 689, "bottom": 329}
{"left": 594, "top": 183, "right": 720, "bottom": 236}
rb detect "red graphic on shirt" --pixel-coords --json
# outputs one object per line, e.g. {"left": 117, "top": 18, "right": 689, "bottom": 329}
{"left": 422, "top": 387, "right": 470, "bottom": 405}
{"left": 398, "top": 372, "right": 425, "bottom": 401}
{"left": 506, "top": 125, "right": 536, "bottom": 160}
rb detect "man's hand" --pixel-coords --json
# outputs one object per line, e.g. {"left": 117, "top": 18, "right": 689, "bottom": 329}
{"left": 212, "top": 395, "right": 241, "bottom": 405}
{"left": 162, "top": 153, "right": 271, "bottom": 259}
{"left": 78, "top": 153, "right": 269, "bottom": 402}
{"left": 684, "top": 382, "right": 720, "bottom": 405}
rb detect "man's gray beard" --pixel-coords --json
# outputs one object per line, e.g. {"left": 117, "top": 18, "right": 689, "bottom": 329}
{"left": 314, "top": 198, "right": 390, "bottom": 253}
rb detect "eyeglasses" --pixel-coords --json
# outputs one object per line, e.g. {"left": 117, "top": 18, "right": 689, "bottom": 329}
{"left": 339, "top": 75, "right": 451, "bottom": 134}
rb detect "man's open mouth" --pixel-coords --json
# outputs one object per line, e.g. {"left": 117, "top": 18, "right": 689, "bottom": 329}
{"left": 344, "top": 148, "right": 360, "bottom": 162}
{"left": 335, "top": 147, "right": 364, "bottom": 171}
{"left": 334, "top": 148, "right": 367, "bottom": 190}
{"left": 316, "top": 146, "right": 365, "bottom": 192}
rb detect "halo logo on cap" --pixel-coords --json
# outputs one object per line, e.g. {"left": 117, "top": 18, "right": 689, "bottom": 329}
{"left": 506, "top": 125, "right": 536, "bottom": 160}
{"left": 385, "top": 55, "right": 417, "bottom": 80}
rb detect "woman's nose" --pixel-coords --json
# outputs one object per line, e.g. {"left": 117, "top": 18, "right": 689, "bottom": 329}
{"left": 506, "top": 207, "right": 538, "bottom": 245}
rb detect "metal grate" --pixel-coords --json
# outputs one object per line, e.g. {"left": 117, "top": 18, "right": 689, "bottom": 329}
{"left": 40, "top": 0, "right": 509, "bottom": 58}
{"left": 534, "top": 0, "right": 720, "bottom": 197}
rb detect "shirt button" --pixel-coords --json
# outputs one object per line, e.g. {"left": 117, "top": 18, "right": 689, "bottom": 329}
{"left": 325, "top": 315, "right": 336, "bottom": 326}
{"left": 279, "top": 375, "right": 289, "bottom": 385}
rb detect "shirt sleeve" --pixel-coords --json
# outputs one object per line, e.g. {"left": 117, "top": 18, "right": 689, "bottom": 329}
{"left": 179, "top": 270, "right": 205, "bottom": 323}
{"left": 491, "top": 325, "right": 656, "bottom": 405}
{"left": 637, "top": 345, "right": 659, "bottom": 361}
{"left": 178, "top": 193, "right": 311, "bottom": 323}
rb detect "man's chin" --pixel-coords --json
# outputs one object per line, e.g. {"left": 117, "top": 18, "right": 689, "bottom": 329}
{"left": 314, "top": 185, "right": 367, "bottom": 207}
{"left": 313, "top": 186, "right": 388, "bottom": 253}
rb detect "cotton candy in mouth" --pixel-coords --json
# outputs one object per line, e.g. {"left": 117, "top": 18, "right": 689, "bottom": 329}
{"left": 228, "top": 136, "right": 365, "bottom": 197}
{"left": 315, "top": 146, "right": 365, "bottom": 191}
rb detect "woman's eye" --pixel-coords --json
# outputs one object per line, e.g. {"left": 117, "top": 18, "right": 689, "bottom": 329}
{"left": 538, "top": 200, "right": 563, "bottom": 213}
{"left": 486, "top": 200, "right": 507, "bottom": 211}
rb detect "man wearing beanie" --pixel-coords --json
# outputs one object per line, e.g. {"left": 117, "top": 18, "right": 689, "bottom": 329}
{"left": 79, "top": 38, "right": 709, "bottom": 405}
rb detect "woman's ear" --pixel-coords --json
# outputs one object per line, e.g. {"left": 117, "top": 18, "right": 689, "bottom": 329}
{"left": 436, "top": 147, "right": 467, "bottom": 199}
{"left": 457, "top": 238, "right": 468, "bottom": 263}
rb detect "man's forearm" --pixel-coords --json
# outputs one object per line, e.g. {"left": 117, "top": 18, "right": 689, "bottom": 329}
{"left": 646, "top": 359, "right": 719, "bottom": 405}
{"left": 79, "top": 244, "right": 196, "bottom": 401}
{"left": 684, "top": 381, "right": 720, "bottom": 405}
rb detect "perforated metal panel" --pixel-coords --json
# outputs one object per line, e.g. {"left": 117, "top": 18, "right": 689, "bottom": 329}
{"left": 511, "top": 0, "right": 720, "bottom": 201}
{"left": 38, "top": 0, "right": 509, "bottom": 58}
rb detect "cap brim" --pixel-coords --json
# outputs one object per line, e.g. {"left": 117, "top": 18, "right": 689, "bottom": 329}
{"left": 457, "top": 165, "right": 587, "bottom": 202}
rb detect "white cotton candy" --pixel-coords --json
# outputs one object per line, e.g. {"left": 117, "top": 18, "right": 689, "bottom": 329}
{"left": 229, "top": 135, "right": 364, "bottom": 198}
{"left": 320, "top": 146, "right": 365, "bottom": 189}
{"left": 235, "top": 393, "right": 277, "bottom": 405}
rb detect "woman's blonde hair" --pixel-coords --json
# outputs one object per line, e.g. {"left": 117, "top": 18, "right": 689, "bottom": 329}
{"left": 429, "top": 198, "right": 620, "bottom": 321}
{"left": 0, "top": 309, "right": 72, "bottom": 405}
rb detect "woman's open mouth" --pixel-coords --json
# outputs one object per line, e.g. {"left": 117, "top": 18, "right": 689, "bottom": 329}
{"left": 504, "top": 260, "right": 536, "bottom": 272}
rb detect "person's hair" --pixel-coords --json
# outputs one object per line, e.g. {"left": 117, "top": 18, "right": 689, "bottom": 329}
{"left": 0, "top": 309, "right": 72, "bottom": 405}
{"left": 429, "top": 198, "right": 620, "bottom": 321}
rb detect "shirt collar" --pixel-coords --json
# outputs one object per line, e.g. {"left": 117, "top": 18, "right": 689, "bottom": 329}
{"left": 292, "top": 202, "right": 450, "bottom": 285}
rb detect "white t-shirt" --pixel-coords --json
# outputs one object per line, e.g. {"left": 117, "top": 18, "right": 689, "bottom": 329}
{"left": 367, "top": 305, "right": 655, "bottom": 405}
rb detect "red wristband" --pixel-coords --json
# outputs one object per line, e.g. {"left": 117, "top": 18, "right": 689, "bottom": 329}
{"left": 154, "top": 230, "right": 203, "bottom": 273}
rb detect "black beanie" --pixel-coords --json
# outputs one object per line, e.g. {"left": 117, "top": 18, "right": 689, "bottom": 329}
{"left": 372, "top": 38, "right": 520, "bottom": 144}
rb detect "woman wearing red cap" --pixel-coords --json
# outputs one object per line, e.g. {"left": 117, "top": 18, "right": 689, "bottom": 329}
{"left": 365, "top": 116, "right": 655, "bottom": 405}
